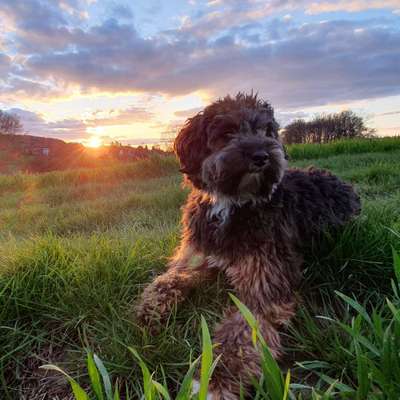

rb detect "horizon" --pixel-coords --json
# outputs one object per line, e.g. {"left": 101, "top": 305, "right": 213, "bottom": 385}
{"left": 1, "top": 1, "right": 399, "bottom": 147}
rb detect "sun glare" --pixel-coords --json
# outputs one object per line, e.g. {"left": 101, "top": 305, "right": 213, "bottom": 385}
{"left": 87, "top": 136, "right": 103, "bottom": 148}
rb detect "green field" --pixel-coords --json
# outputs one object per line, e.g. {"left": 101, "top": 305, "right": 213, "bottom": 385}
{"left": 1, "top": 138, "right": 400, "bottom": 399}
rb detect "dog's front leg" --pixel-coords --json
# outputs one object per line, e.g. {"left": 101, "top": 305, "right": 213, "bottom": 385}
{"left": 136, "top": 243, "right": 216, "bottom": 332}
{"left": 194, "top": 307, "right": 280, "bottom": 400}
{"left": 203, "top": 256, "right": 298, "bottom": 399}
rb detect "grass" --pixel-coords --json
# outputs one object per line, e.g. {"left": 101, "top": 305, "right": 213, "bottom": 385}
{"left": 40, "top": 265, "right": 400, "bottom": 399}
{"left": 287, "top": 136, "right": 400, "bottom": 161}
{"left": 0, "top": 138, "right": 400, "bottom": 398}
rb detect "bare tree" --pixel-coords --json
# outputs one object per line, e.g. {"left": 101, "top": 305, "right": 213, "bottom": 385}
{"left": 281, "top": 110, "right": 375, "bottom": 144}
{"left": 0, "top": 111, "right": 23, "bottom": 135}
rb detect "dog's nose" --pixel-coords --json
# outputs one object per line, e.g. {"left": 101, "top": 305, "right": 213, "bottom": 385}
{"left": 251, "top": 151, "right": 269, "bottom": 167}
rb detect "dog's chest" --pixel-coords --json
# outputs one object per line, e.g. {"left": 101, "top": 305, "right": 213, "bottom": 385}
{"left": 187, "top": 199, "right": 276, "bottom": 256}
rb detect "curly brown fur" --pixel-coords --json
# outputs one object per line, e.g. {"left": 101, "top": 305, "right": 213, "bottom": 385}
{"left": 137, "top": 93, "right": 361, "bottom": 399}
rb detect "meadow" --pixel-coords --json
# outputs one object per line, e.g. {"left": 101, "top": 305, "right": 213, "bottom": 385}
{"left": 1, "top": 137, "right": 400, "bottom": 399}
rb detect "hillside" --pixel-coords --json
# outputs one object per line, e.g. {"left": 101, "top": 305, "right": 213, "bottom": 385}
{"left": 0, "top": 134, "right": 84, "bottom": 174}
{"left": 0, "top": 134, "right": 169, "bottom": 174}
{"left": 0, "top": 138, "right": 400, "bottom": 398}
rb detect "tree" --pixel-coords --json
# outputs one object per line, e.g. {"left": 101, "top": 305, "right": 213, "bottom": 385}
{"left": 281, "top": 110, "right": 375, "bottom": 144}
{"left": 0, "top": 111, "right": 23, "bottom": 135}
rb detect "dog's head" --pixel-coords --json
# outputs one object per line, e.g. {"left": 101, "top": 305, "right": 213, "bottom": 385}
{"left": 174, "top": 93, "right": 287, "bottom": 199}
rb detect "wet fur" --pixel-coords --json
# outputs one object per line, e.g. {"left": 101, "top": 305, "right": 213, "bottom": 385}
{"left": 136, "top": 93, "right": 360, "bottom": 399}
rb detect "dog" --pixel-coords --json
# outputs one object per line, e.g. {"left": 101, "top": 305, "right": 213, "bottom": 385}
{"left": 136, "top": 93, "right": 361, "bottom": 399}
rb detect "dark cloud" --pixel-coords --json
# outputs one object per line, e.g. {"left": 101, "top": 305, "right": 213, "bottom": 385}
{"left": 1, "top": 1, "right": 399, "bottom": 110}
{"left": 0, "top": 0, "right": 91, "bottom": 53}
{"left": 2, "top": 0, "right": 67, "bottom": 30}
{"left": 0, "top": 77, "right": 62, "bottom": 99}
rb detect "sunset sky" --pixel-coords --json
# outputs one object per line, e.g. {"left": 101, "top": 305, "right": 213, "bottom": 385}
{"left": 0, "top": 0, "right": 399, "bottom": 146}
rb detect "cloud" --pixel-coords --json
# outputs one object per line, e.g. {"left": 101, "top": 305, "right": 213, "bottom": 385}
{"left": 0, "top": 53, "right": 11, "bottom": 74}
{"left": 375, "top": 110, "right": 400, "bottom": 116}
{"left": 174, "top": 107, "right": 203, "bottom": 118}
{"left": 1, "top": 1, "right": 399, "bottom": 111}
{"left": 0, "top": 0, "right": 93, "bottom": 53}
{"left": 177, "top": 0, "right": 400, "bottom": 38}
{"left": 85, "top": 106, "right": 154, "bottom": 126}
{"left": 306, "top": 1, "right": 400, "bottom": 14}
{"left": 173, "top": 106, "right": 310, "bottom": 127}
{"left": 153, "top": 19, "right": 400, "bottom": 108}
{"left": 275, "top": 110, "right": 310, "bottom": 127}
{"left": 0, "top": 77, "right": 63, "bottom": 100}
{"left": 9, "top": 108, "right": 89, "bottom": 140}
{"left": 19, "top": 18, "right": 400, "bottom": 108}
{"left": 111, "top": 4, "right": 134, "bottom": 20}
{"left": 8, "top": 103, "right": 155, "bottom": 141}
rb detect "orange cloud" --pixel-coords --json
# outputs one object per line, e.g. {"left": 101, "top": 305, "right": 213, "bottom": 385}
{"left": 306, "top": 0, "right": 400, "bottom": 14}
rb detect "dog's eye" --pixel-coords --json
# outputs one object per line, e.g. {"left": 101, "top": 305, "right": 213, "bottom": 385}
{"left": 208, "top": 131, "right": 232, "bottom": 149}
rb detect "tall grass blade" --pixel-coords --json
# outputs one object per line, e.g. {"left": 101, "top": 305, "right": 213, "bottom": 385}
{"left": 392, "top": 247, "right": 400, "bottom": 284}
{"left": 229, "top": 294, "right": 285, "bottom": 399}
{"left": 283, "top": 369, "right": 290, "bottom": 400}
{"left": 175, "top": 356, "right": 200, "bottom": 400}
{"left": 336, "top": 321, "right": 380, "bottom": 356}
{"left": 93, "top": 353, "right": 113, "bottom": 400}
{"left": 335, "top": 291, "right": 372, "bottom": 327}
{"left": 199, "top": 315, "right": 214, "bottom": 400}
{"left": 87, "top": 352, "right": 104, "bottom": 400}
{"left": 354, "top": 341, "right": 370, "bottom": 400}
{"left": 229, "top": 294, "right": 263, "bottom": 346}
{"left": 113, "top": 386, "right": 121, "bottom": 400}
{"left": 386, "top": 299, "right": 400, "bottom": 323}
{"left": 129, "top": 347, "right": 155, "bottom": 400}
{"left": 152, "top": 380, "right": 171, "bottom": 400}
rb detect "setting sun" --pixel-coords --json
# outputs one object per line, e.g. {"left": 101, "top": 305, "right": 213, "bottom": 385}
{"left": 87, "top": 136, "right": 103, "bottom": 148}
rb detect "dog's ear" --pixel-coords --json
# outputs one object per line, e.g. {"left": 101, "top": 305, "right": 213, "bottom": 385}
{"left": 266, "top": 120, "right": 280, "bottom": 139}
{"left": 257, "top": 103, "right": 279, "bottom": 140}
{"left": 174, "top": 113, "right": 209, "bottom": 186}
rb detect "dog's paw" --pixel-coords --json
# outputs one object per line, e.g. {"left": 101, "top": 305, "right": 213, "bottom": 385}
{"left": 135, "top": 285, "right": 176, "bottom": 334}
{"left": 135, "top": 299, "right": 164, "bottom": 335}
{"left": 135, "top": 274, "right": 185, "bottom": 334}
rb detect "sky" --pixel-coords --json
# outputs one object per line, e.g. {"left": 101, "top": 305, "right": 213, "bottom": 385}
{"left": 0, "top": 0, "right": 399, "bottom": 146}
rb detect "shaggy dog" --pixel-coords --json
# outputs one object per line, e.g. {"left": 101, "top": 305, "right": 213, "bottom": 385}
{"left": 137, "top": 93, "right": 360, "bottom": 399}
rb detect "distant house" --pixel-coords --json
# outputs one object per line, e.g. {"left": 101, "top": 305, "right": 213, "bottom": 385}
{"left": 18, "top": 135, "right": 64, "bottom": 157}
{"left": 30, "top": 146, "right": 50, "bottom": 156}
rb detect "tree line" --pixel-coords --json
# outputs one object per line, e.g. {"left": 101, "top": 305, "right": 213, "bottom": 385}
{"left": 281, "top": 110, "right": 375, "bottom": 144}
{"left": 0, "top": 111, "right": 22, "bottom": 135}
